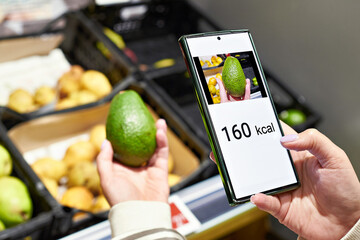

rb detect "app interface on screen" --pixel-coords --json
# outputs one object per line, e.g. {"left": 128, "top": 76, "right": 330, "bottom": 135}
{"left": 193, "top": 52, "right": 297, "bottom": 199}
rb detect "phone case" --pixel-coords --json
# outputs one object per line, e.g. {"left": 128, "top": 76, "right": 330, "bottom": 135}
{"left": 179, "top": 30, "right": 300, "bottom": 205}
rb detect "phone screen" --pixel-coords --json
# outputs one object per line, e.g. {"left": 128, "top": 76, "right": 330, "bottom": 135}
{"left": 184, "top": 32, "right": 299, "bottom": 202}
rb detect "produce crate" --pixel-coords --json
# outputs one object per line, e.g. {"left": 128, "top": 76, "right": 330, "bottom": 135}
{"left": 6, "top": 82, "right": 215, "bottom": 238}
{"left": 86, "top": 0, "right": 320, "bottom": 140}
{"left": 85, "top": 0, "right": 220, "bottom": 77}
{"left": 0, "top": 11, "right": 134, "bottom": 130}
{"left": 0, "top": 123, "right": 60, "bottom": 240}
{"left": 264, "top": 69, "right": 321, "bottom": 132}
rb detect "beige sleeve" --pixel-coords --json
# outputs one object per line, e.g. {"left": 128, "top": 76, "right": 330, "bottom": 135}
{"left": 109, "top": 200, "right": 185, "bottom": 240}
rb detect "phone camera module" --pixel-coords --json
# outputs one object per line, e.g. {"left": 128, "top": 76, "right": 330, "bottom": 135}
{"left": 217, "top": 36, "right": 221, "bottom": 40}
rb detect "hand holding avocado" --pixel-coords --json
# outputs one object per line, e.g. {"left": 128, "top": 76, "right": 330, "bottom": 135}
{"left": 218, "top": 77, "right": 251, "bottom": 102}
{"left": 217, "top": 56, "right": 251, "bottom": 102}
{"left": 97, "top": 119, "right": 169, "bottom": 206}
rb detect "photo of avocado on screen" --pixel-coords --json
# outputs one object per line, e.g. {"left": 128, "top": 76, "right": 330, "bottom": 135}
{"left": 194, "top": 51, "right": 267, "bottom": 105}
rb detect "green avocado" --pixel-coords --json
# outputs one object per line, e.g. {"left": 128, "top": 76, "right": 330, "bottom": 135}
{"left": 222, "top": 56, "right": 246, "bottom": 97}
{"left": 279, "top": 109, "right": 307, "bottom": 126}
{"left": 106, "top": 90, "right": 157, "bottom": 167}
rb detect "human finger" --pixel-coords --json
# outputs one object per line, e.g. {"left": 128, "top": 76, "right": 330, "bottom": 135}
{"left": 244, "top": 78, "right": 251, "bottom": 100}
{"left": 209, "top": 152, "right": 216, "bottom": 163}
{"left": 280, "top": 121, "right": 298, "bottom": 136}
{"left": 250, "top": 193, "right": 282, "bottom": 219}
{"left": 217, "top": 78, "right": 229, "bottom": 103}
{"left": 280, "top": 129, "right": 349, "bottom": 168}
{"left": 148, "top": 119, "right": 168, "bottom": 169}
{"left": 96, "top": 139, "right": 114, "bottom": 183}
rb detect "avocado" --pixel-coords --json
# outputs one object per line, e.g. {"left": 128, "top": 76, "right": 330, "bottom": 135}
{"left": 279, "top": 109, "right": 307, "bottom": 126}
{"left": 222, "top": 56, "right": 246, "bottom": 97}
{"left": 106, "top": 90, "right": 156, "bottom": 167}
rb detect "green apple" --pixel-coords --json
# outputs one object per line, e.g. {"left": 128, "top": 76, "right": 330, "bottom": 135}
{"left": 0, "top": 176, "right": 33, "bottom": 228}
{"left": 0, "top": 219, "right": 5, "bottom": 231}
{"left": 0, "top": 145, "right": 12, "bottom": 177}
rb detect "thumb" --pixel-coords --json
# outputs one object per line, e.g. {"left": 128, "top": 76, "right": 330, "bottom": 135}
{"left": 96, "top": 139, "right": 114, "bottom": 179}
{"left": 244, "top": 78, "right": 251, "bottom": 100}
{"left": 280, "top": 129, "right": 349, "bottom": 169}
{"left": 217, "top": 78, "right": 229, "bottom": 103}
{"left": 250, "top": 193, "right": 282, "bottom": 218}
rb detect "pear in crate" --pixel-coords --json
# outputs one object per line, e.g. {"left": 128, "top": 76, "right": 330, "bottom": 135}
{"left": 67, "top": 161, "right": 101, "bottom": 195}
{"left": 63, "top": 141, "right": 98, "bottom": 168}
{"left": 0, "top": 145, "right": 12, "bottom": 177}
{"left": 31, "top": 157, "right": 66, "bottom": 182}
{"left": 0, "top": 176, "right": 33, "bottom": 227}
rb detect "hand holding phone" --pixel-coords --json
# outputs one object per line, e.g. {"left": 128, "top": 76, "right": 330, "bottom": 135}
{"left": 179, "top": 30, "right": 300, "bottom": 205}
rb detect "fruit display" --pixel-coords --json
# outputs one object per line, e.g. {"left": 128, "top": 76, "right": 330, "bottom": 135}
{"left": 207, "top": 74, "right": 222, "bottom": 104}
{"left": 28, "top": 125, "right": 109, "bottom": 215}
{"left": 0, "top": 144, "right": 33, "bottom": 232}
{"left": 200, "top": 55, "right": 223, "bottom": 68}
{"left": 22, "top": 118, "right": 180, "bottom": 216}
{"left": 106, "top": 90, "right": 157, "bottom": 167}
{"left": 7, "top": 87, "right": 56, "bottom": 113}
{"left": 56, "top": 66, "right": 112, "bottom": 110}
{"left": 4, "top": 65, "right": 112, "bottom": 113}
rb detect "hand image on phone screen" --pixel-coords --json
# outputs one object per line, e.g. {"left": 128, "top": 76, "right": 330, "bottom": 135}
{"left": 179, "top": 30, "right": 300, "bottom": 205}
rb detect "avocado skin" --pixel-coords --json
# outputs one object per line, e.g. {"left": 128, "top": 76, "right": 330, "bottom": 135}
{"left": 222, "top": 56, "right": 246, "bottom": 97}
{"left": 106, "top": 90, "right": 156, "bottom": 167}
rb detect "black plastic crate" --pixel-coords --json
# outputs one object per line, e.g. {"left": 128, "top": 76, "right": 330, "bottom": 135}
{"left": 0, "top": 123, "right": 59, "bottom": 240}
{"left": 264, "top": 69, "right": 321, "bottom": 133}
{"left": 85, "top": 0, "right": 220, "bottom": 76}
{"left": 59, "top": 82, "right": 218, "bottom": 237}
{"left": 4, "top": 81, "right": 216, "bottom": 238}
{"left": 0, "top": 11, "right": 135, "bottom": 130}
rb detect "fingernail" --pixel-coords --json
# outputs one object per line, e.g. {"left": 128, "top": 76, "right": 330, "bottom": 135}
{"left": 280, "top": 134, "right": 298, "bottom": 143}
{"left": 101, "top": 140, "right": 108, "bottom": 150}
{"left": 250, "top": 194, "right": 257, "bottom": 204}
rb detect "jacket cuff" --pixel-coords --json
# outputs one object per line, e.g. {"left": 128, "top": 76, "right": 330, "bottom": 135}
{"left": 341, "top": 218, "right": 360, "bottom": 240}
{"left": 108, "top": 201, "right": 172, "bottom": 238}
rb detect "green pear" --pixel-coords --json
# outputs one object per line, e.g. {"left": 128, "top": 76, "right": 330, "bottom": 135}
{"left": 0, "top": 176, "right": 33, "bottom": 228}
{"left": 0, "top": 219, "right": 5, "bottom": 231}
{"left": 0, "top": 145, "right": 12, "bottom": 177}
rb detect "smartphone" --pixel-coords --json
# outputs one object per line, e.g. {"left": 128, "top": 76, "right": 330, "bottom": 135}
{"left": 179, "top": 30, "right": 300, "bottom": 205}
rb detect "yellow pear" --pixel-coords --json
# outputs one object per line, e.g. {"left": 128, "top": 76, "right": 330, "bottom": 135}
{"left": 31, "top": 157, "right": 66, "bottom": 182}
{"left": 80, "top": 70, "right": 112, "bottom": 99}
{"left": 92, "top": 195, "right": 110, "bottom": 213}
{"left": 63, "top": 141, "right": 97, "bottom": 168}
{"left": 168, "top": 153, "right": 175, "bottom": 173}
{"left": 61, "top": 186, "right": 94, "bottom": 212}
{"left": 168, "top": 174, "right": 181, "bottom": 187}
{"left": 40, "top": 176, "right": 58, "bottom": 200}
{"left": 89, "top": 124, "right": 106, "bottom": 152}
{"left": 67, "top": 162, "right": 101, "bottom": 196}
